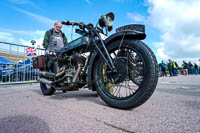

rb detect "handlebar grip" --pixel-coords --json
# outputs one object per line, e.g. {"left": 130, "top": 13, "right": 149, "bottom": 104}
{"left": 61, "top": 21, "right": 79, "bottom": 26}
{"left": 61, "top": 21, "right": 71, "bottom": 25}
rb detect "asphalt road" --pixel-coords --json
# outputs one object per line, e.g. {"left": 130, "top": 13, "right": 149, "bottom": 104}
{"left": 0, "top": 75, "right": 200, "bottom": 133}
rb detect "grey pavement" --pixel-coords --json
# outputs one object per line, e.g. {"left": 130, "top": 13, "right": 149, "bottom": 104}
{"left": 0, "top": 75, "right": 200, "bottom": 133}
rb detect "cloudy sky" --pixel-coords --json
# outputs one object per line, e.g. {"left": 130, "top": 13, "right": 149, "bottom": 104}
{"left": 0, "top": 0, "right": 200, "bottom": 65}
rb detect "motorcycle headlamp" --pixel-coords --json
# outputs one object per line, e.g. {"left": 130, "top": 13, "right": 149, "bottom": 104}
{"left": 99, "top": 12, "right": 114, "bottom": 31}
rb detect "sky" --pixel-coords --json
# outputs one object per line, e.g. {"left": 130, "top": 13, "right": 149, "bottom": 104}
{"left": 0, "top": 0, "right": 200, "bottom": 65}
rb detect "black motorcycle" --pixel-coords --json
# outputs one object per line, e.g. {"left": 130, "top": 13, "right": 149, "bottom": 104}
{"left": 33, "top": 12, "right": 158, "bottom": 109}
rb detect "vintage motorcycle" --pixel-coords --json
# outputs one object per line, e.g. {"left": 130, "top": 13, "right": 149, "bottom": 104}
{"left": 33, "top": 12, "right": 158, "bottom": 109}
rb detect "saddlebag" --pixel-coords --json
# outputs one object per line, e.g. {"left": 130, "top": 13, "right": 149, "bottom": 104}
{"left": 32, "top": 55, "right": 46, "bottom": 69}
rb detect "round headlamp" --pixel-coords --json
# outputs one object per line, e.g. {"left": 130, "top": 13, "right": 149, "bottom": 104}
{"left": 99, "top": 12, "right": 114, "bottom": 31}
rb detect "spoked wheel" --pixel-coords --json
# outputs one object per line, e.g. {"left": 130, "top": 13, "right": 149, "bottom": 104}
{"left": 40, "top": 82, "right": 55, "bottom": 96}
{"left": 40, "top": 65, "right": 56, "bottom": 96}
{"left": 93, "top": 39, "right": 158, "bottom": 109}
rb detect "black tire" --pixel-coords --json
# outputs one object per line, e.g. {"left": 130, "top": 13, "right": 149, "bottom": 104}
{"left": 93, "top": 39, "right": 158, "bottom": 109}
{"left": 40, "top": 57, "right": 57, "bottom": 96}
{"left": 40, "top": 83, "right": 55, "bottom": 96}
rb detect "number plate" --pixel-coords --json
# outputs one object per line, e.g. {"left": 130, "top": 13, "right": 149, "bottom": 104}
{"left": 116, "top": 24, "right": 145, "bottom": 33}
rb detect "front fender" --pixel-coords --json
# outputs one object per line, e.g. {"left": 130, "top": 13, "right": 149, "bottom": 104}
{"left": 104, "top": 31, "right": 146, "bottom": 45}
{"left": 87, "top": 31, "right": 145, "bottom": 90}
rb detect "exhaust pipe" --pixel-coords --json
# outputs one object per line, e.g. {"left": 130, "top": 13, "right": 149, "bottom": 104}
{"left": 72, "top": 64, "right": 82, "bottom": 83}
{"left": 55, "top": 67, "right": 65, "bottom": 77}
{"left": 38, "top": 78, "right": 53, "bottom": 85}
{"left": 39, "top": 67, "right": 65, "bottom": 78}
{"left": 63, "top": 64, "right": 82, "bottom": 91}
{"left": 39, "top": 71, "right": 55, "bottom": 78}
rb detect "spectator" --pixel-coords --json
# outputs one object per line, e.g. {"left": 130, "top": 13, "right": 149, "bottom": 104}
{"left": 172, "top": 61, "right": 178, "bottom": 76}
{"left": 175, "top": 62, "right": 179, "bottom": 74}
{"left": 199, "top": 59, "right": 200, "bottom": 74}
{"left": 42, "top": 21, "right": 68, "bottom": 52}
{"left": 168, "top": 59, "right": 173, "bottom": 76}
{"left": 188, "top": 61, "right": 194, "bottom": 75}
{"left": 182, "top": 60, "right": 188, "bottom": 76}
{"left": 175, "top": 62, "right": 179, "bottom": 68}
{"left": 42, "top": 21, "right": 68, "bottom": 93}
{"left": 194, "top": 63, "right": 199, "bottom": 75}
{"left": 159, "top": 61, "right": 167, "bottom": 77}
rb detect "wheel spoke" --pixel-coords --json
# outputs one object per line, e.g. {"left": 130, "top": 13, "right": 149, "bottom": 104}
{"left": 113, "top": 82, "right": 122, "bottom": 97}
{"left": 117, "top": 82, "right": 123, "bottom": 97}
{"left": 100, "top": 46, "right": 145, "bottom": 99}
{"left": 127, "top": 80, "right": 137, "bottom": 93}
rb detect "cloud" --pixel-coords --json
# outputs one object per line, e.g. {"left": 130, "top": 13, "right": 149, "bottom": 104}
{"left": 127, "top": 13, "right": 145, "bottom": 22}
{"left": 0, "top": 29, "right": 46, "bottom": 49}
{"left": 16, "top": 30, "right": 45, "bottom": 48}
{"left": 0, "top": 32, "right": 14, "bottom": 42}
{"left": 0, "top": 27, "right": 74, "bottom": 47}
{"left": 9, "top": 0, "right": 41, "bottom": 9}
{"left": 85, "top": 0, "right": 92, "bottom": 5}
{"left": 14, "top": 8, "right": 55, "bottom": 25}
{"left": 147, "top": 0, "right": 200, "bottom": 63}
{"left": 0, "top": 28, "right": 45, "bottom": 37}
{"left": 18, "top": 37, "right": 44, "bottom": 48}
{"left": 9, "top": 0, "right": 30, "bottom": 4}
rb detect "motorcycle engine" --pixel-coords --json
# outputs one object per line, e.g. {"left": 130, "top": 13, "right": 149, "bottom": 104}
{"left": 58, "top": 53, "right": 86, "bottom": 84}
{"left": 41, "top": 52, "right": 86, "bottom": 90}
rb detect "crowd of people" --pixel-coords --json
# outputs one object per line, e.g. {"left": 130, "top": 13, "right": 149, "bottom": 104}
{"left": 159, "top": 59, "right": 200, "bottom": 77}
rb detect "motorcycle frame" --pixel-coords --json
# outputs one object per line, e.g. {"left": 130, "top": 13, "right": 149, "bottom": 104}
{"left": 57, "top": 23, "right": 146, "bottom": 90}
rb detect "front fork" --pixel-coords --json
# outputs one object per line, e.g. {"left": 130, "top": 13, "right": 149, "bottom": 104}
{"left": 92, "top": 33, "right": 116, "bottom": 72}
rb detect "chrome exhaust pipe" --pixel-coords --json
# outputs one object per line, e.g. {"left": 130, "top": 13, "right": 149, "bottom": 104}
{"left": 55, "top": 67, "right": 65, "bottom": 77}
{"left": 39, "top": 67, "right": 65, "bottom": 78}
{"left": 39, "top": 71, "right": 55, "bottom": 78}
{"left": 63, "top": 64, "right": 82, "bottom": 91}
{"left": 38, "top": 78, "right": 53, "bottom": 85}
{"left": 72, "top": 64, "right": 82, "bottom": 83}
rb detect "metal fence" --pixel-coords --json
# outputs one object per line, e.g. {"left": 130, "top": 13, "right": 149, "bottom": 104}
{"left": 0, "top": 41, "right": 45, "bottom": 84}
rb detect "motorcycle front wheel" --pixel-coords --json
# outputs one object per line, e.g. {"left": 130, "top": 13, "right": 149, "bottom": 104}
{"left": 93, "top": 39, "right": 158, "bottom": 109}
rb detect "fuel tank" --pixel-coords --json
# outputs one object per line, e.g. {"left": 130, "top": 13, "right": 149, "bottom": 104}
{"left": 64, "top": 36, "right": 90, "bottom": 54}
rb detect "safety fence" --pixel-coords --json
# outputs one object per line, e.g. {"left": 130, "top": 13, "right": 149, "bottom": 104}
{"left": 0, "top": 41, "right": 45, "bottom": 84}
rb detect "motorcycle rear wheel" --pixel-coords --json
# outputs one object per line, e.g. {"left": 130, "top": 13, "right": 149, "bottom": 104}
{"left": 40, "top": 83, "right": 55, "bottom": 96}
{"left": 93, "top": 39, "right": 158, "bottom": 109}
{"left": 40, "top": 59, "right": 59, "bottom": 96}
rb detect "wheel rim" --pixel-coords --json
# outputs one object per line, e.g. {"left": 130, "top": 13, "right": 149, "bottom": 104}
{"left": 98, "top": 46, "right": 145, "bottom": 100}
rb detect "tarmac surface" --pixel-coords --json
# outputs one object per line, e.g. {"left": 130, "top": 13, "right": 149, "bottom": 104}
{"left": 0, "top": 75, "right": 200, "bottom": 133}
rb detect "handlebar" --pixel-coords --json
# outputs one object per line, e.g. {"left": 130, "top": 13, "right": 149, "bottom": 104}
{"left": 62, "top": 21, "right": 94, "bottom": 30}
{"left": 62, "top": 20, "right": 103, "bottom": 34}
{"left": 62, "top": 21, "right": 84, "bottom": 27}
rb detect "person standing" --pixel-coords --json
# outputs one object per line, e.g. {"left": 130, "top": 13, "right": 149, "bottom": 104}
{"left": 168, "top": 59, "right": 173, "bottom": 76}
{"left": 199, "top": 59, "right": 200, "bottom": 74}
{"left": 182, "top": 60, "right": 188, "bottom": 76}
{"left": 42, "top": 21, "right": 68, "bottom": 93}
{"left": 159, "top": 61, "right": 167, "bottom": 77}
{"left": 172, "top": 61, "right": 177, "bottom": 76}
{"left": 188, "top": 61, "right": 193, "bottom": 75}
{"left": 194, "top": 63, "right": 199, "bottom": 75}
{"left": 43, "top": 21, "right": 68, "bottom": 52}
